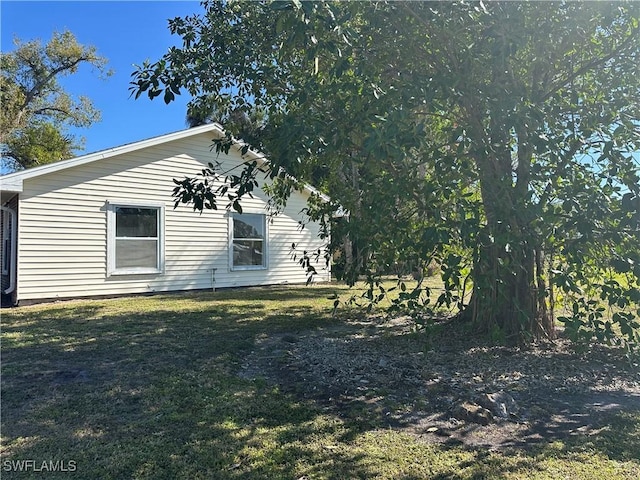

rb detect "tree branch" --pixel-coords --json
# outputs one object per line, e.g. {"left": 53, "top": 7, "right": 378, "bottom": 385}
{"left": 540, "top": 25, "right": 639, "bottom": 103}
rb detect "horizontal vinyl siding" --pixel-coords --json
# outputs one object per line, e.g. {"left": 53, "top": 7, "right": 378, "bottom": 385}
{"left": 17, "top": 133, "right": 328, "bottom": 301}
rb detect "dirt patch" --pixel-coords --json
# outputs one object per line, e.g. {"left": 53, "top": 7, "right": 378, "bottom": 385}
{"left": 239, "top": 315, "right": 640, "bottom": 450}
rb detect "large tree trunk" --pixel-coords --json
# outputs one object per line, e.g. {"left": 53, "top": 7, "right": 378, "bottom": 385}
{"left": 461, "top": 246, "right": 555, "bottom": 343}
{"left": 535, "top": 247, "right": 556, "bottom": 339}
{"left": 467, "top": 245, "right": 555, "bottom": 343}
{"left": 463, "top": 140, "right": 555, "bottom": 343}
{"left": 467, "top": 229, "right": 551, "bottom": 343}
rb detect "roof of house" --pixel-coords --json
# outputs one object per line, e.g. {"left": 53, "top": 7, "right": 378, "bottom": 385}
{"left": 0, "top": 123, "right": 330, "bottom": 203}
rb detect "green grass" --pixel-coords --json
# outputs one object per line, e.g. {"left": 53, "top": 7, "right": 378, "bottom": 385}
{"left": 1, "top": 284, "right": 639, "bottom": 479}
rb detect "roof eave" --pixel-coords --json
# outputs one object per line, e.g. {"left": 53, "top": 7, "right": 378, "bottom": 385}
{"left": 0, "top": 122, "right": 337, "bottom": 209}
{"left": 0, "top": 123, "right": 226, "bottom": 184}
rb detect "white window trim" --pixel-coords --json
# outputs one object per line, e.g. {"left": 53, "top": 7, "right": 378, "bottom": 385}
{"left": 229, "top": 211, "right": 269, "bottom": 271}
{"left": 106, "top": 201, "right": 165, "bottom": 276}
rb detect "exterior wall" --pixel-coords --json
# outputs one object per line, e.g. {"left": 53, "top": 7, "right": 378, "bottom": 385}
{"left": 16, "top": 132, "right": 329, "bottom": 301}
{"left": 1, "top": 194, "right": 18, "bottom": 302}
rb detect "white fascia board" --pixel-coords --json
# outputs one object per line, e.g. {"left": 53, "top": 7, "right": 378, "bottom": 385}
{"left": 302, "top": 183, "right": 331, "bottom": 203}
{"left": 0, "top": 123, "right": 225, "bottom": 185}
{"left": 0, "top": 177, "right": 23, "bottom": 193}
{"left": 0, "top": 121, "right": 337, "bottom": 208}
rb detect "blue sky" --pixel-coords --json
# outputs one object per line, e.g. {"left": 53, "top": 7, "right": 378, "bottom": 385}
{"left": 1, "top": 0, "right": 203, "bottom": 155}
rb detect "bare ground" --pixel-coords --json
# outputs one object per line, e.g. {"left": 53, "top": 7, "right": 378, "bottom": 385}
{"left": 239, "top": 315, "right": 640, "bottom": 450}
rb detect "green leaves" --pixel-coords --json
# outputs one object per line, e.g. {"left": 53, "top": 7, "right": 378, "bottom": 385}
{"left": 171, "top": 160, "right": 258, "bottom": 213}
{"left": 1, "top": 30, "right": 111, "bottom": 170}
{"left": 133, "top": 0, "right": 640, "bottom": 350}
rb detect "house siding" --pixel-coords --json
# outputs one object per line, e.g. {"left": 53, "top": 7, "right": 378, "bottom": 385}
{"left": 16, "top": 132, "right": 329, "bottom": 301}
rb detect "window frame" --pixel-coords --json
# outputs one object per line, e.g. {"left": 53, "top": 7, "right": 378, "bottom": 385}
{"left": 106, "top": 201, "right": 165, "bottom": 276}
{"left": 229, "top": 211, "right": 268, "bottom": 271}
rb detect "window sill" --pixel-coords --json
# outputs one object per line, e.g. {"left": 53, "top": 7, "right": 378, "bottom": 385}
{"left": 231, "top": 265, "right": 267, "bottom": 271}
{"left": 108, "top": 268, "right": 163, "bottom": 276}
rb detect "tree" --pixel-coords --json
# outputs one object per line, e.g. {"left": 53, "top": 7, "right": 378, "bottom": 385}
{"left": 185, "top": 95, "right": 269, "bottom": 152}
{"left": 132, "top": 1, "right": 640, "bottom": 349}
{"left": 1, "top": 30, "right": 110, "bottom": 170}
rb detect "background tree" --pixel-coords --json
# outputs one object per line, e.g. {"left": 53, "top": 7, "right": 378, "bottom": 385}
{"left": 132, "top": 1, "right": 640, "bottom": 349}
{"left": 1, "top": 30, "right": 110, "bottom": 170}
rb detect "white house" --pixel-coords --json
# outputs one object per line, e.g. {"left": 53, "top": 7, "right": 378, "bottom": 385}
{"left": 0, "top": 123, "right": 330, "bottom": 305}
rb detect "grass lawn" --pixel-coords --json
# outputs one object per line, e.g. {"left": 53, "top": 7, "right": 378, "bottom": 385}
{"left": 1, "top": 284, "right": 639, "bottom": 479}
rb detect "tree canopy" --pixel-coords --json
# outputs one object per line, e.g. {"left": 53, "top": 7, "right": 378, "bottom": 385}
{"left": 1, "top": 30, "right": 110, "bottom": 171}
{"left": 132, "top": 1, "right": 640, "bottom": 350}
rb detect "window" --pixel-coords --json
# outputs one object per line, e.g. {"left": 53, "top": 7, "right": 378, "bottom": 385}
{"left": 230, "top": 213, "right": 267, "bottom": 270}
{"left": 107, "top": 203, "right": 164, "bottom": 275}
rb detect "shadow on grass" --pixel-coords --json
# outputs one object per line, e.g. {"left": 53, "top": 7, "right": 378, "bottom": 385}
{"left": 2, "top": 289, "right": 639, "bottom": 479}
{"left": 155, "top": 284, "right": 348, "bottom": 303}
{"left": 0, "top": 294, "right": 374, "bottom": 479}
